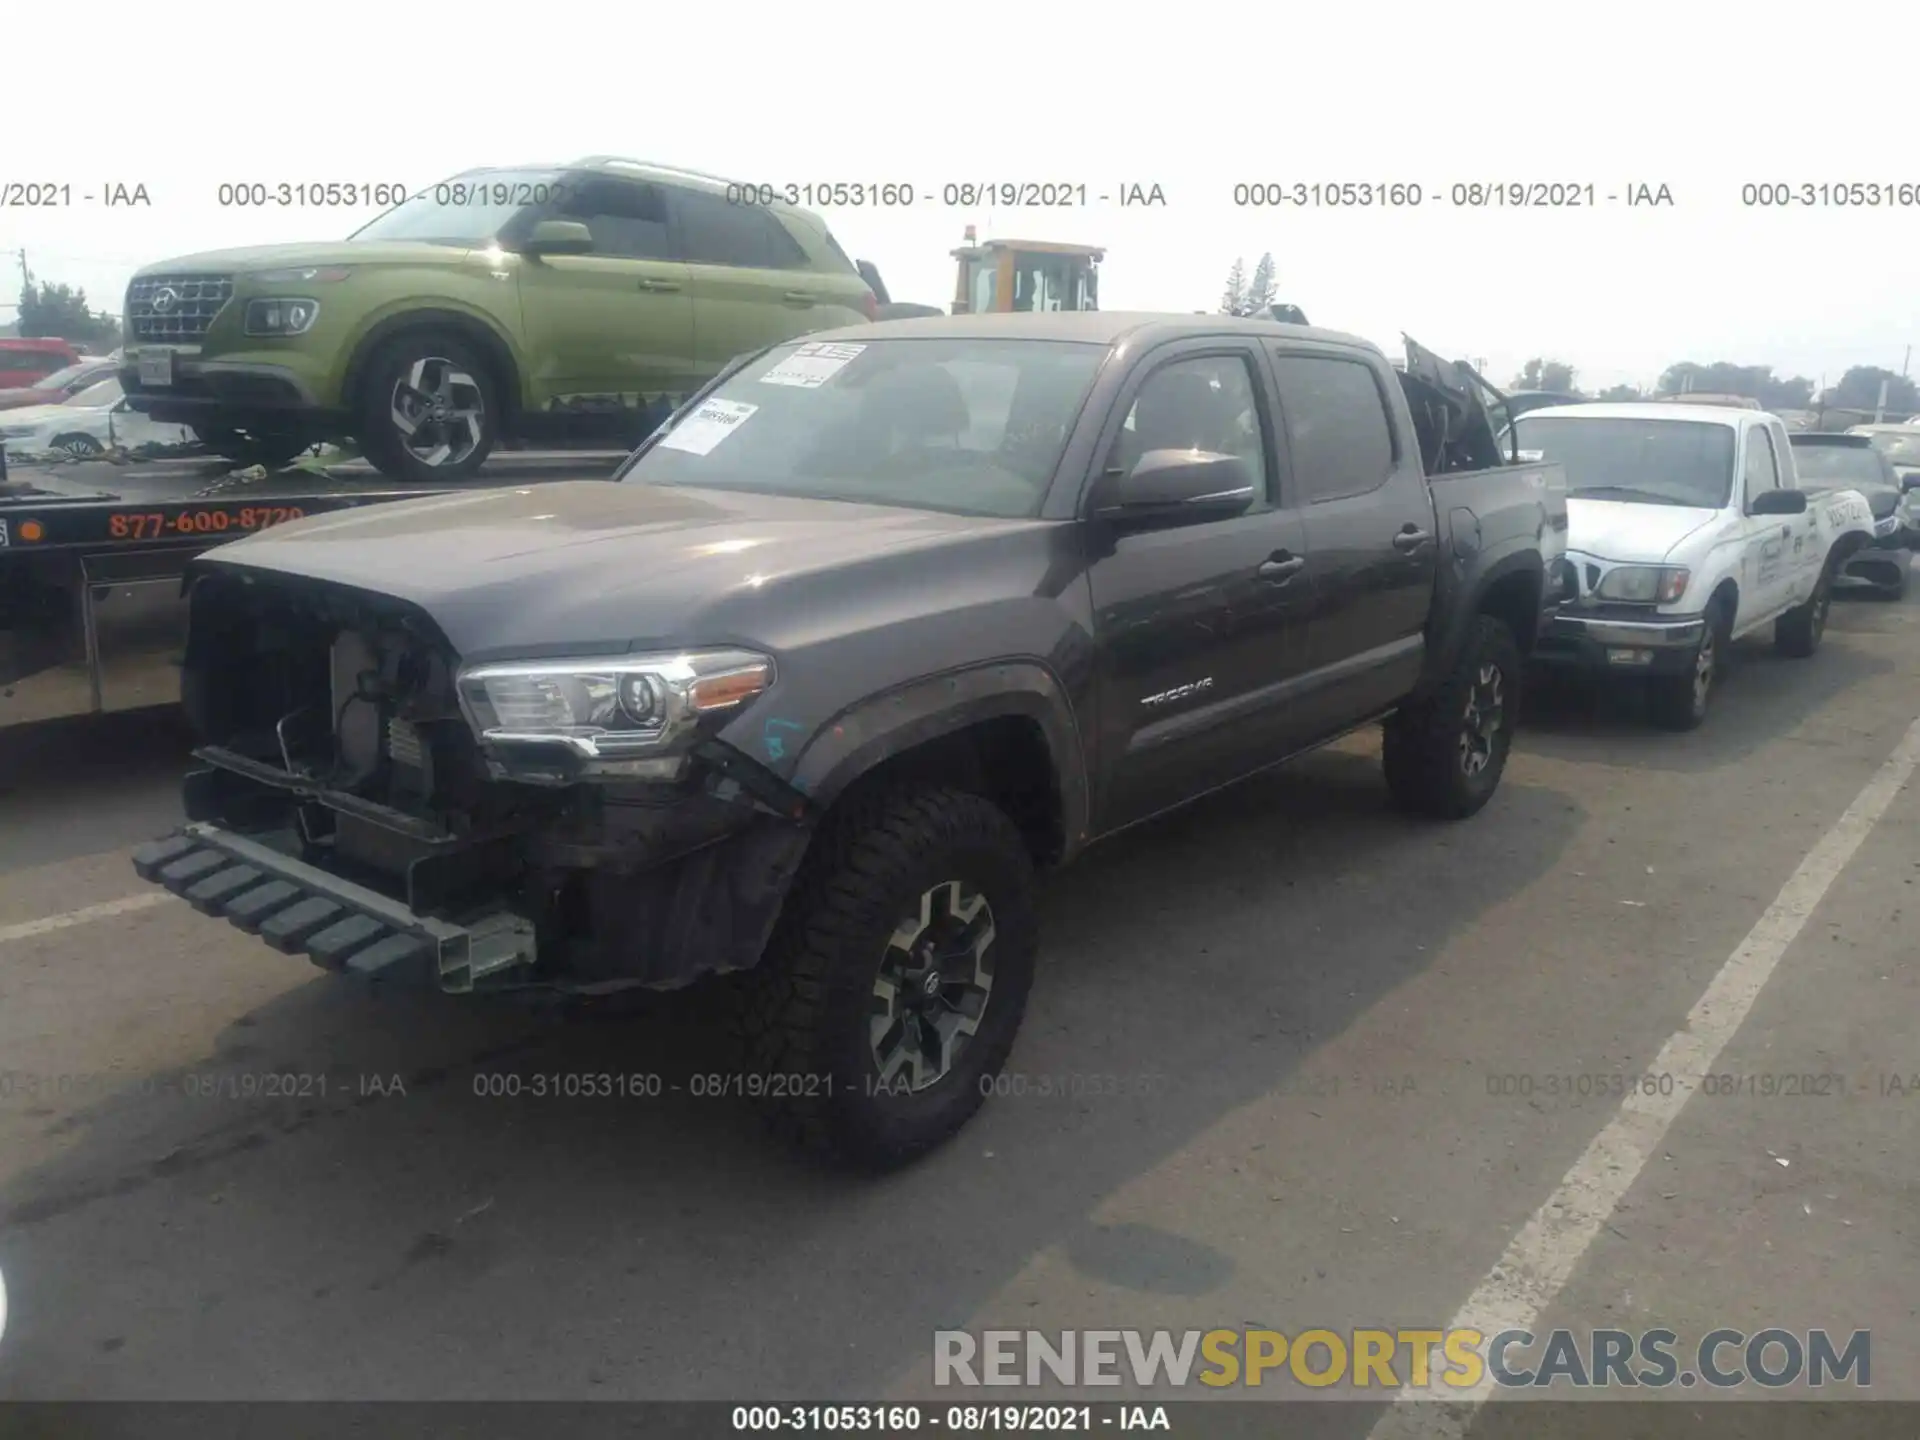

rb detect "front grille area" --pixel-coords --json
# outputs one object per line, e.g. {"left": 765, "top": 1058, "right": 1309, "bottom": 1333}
{"left": 127, "top": 273, "right": 233, "bottom": 341}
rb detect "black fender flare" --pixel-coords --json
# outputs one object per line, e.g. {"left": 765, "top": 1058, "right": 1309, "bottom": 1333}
{"left": 1422, "top": 547, "right": 1546, "bottom": 692}
{"left": 786, "top": 660, "right": 1092, "bottom": 854}
{"left": 341, "top": 308, "right": 525, "bottom": 427}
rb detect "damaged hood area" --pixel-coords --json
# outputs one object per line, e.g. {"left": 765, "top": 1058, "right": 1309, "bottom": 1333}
{"left": 197, "top": 480, "right": 1049, "bottom": 662}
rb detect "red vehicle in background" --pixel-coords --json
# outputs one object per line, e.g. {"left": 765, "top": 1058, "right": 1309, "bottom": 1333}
{"left": 0, "top": 356, "right": 119, "bottom": 411}
{"left": 0, "top": 338, "right": 83, "bottom": 390}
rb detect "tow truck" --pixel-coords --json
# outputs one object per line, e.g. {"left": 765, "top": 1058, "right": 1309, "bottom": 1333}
{"left": 0, "top": 449, "right": 616, "bottom": 730}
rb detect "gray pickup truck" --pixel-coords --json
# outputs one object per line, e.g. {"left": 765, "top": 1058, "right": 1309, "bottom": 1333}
{"left": 132, "top": 313, "right": 1568, "bottom": 1166}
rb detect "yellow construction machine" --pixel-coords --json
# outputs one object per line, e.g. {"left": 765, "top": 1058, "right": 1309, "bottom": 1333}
{"left": 949, "top": 228, "right": 1103, "bottom": 313}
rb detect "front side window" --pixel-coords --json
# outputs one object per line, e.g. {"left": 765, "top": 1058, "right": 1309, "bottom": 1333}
{"left": 621, "top": 337, "right": 1105, "bottom": 518}
{"left": 1742, "top": 426, "right": 1780, "bottom": 505}
{"left": 554, "top": 178, "right": 673, "bottom": 259}
{"left": 1269, "top": 352, "right": 1396, "bottom": 503}
{"left": 1511, "top": 416, "right": 1736, "bottom": 509}
{"left": 1106, "top": 354, "right": 1268, "bottom": 493}
{"left": 350, "top": 170, "right": 562, "bottom": 245}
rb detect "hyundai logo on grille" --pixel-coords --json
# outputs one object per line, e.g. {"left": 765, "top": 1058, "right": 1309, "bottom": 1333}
{"left": 150, "top": 287, "right": 180, "bottom": 314}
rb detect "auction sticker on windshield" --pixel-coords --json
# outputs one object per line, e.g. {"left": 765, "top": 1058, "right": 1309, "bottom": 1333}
{"left": 759, "top": 342, "right": 867, "bottom": 389}
{"left": 658, "top": 399, "right": 759, "bottom": 456}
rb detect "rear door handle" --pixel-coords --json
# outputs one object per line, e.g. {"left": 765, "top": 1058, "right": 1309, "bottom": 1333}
{"left": 782, "top": 290, "right": 816, "bottom": 306}
{"left": 1393, "top": 527, "right": 1433, "bottom": 552}
{"left": 638, "top": 278, "right": 682, "bottom": 293}
{"left": 1258, "top": 553, "right": 1306, "bottom": 582}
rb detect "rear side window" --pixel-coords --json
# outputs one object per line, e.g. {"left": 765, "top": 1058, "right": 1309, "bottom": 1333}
{"left": 819, "top": 227, "right": 856, "bottom": 272}
{"left": 555, "top": 178, "right": 674, "bottom": 260}
{"left": 1268, "top": 351, "right": 1397, "bottom": 503}
{"left": 673, "top": 190, "right": 809, "bottom": 269}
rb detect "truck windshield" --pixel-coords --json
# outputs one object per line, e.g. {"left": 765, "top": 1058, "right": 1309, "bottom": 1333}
{"left": 618, "top": 338, "right": 1107, "bottom": 518}
{"left": 1511, "top": 415, "right": 1735, "bottom": 508}
{"left": 1859, "top": 429, "right": 1920, "bottom": 465}
{"left": 349, "top": 171, "right": 563, "bottom": 245}
{"left": 1792, "top": 442, "right": 1887, "bottom": 490}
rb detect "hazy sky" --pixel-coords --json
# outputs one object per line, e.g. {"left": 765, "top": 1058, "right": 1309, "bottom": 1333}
{"left": 5, "top": 0, "right": 1914, "bottom": 392}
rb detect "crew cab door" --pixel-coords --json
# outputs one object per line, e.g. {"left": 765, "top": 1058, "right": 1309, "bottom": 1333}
{"left": 1736, "top": 420, "right": 1803, "bottom": 622}
{"left": 1265, "top": 343, "right": 1439, "bottom": 729}
{"left": 515, "top": 175, "right": 698, "bottom": 415}
{"left": 1082, "top": 341, "right": 1314, "bottom": 831}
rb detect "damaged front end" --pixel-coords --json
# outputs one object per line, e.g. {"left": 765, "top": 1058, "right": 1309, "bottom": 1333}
{"left": 134, "top": 566, "right": 816, "bottom": 994}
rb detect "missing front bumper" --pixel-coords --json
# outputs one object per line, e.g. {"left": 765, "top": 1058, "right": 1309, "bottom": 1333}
{"left": 132, "top": 824, "right": 535, "bottom": 993}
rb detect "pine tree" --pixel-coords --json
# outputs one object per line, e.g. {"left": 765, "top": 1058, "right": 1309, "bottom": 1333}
{"left": 1244, "top": 253, "right": 1277, "bottom": 314}
{"left": 1219, "top": 259, "right": 1247, "bottom": 316}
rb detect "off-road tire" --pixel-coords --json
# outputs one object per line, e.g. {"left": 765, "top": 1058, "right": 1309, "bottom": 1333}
{"left": 357, "top": 329, "right": 498, "bottom": 484}
{"left": 1649, "top": 595, "right": 1732, "bottom": 730}
{"left": 734, "top": 787, "right": 1039, "bottom": 1169}
{"left": 1382, "top": 614, "right": 1521, "bottom": 820}
{"left": 1775, "top": 559, "right": 1835, "bottom": 658}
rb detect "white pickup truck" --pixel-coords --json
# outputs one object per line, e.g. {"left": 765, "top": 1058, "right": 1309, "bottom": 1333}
{"left": 1512, "top": 402, "right": 1879, "bottom": 730}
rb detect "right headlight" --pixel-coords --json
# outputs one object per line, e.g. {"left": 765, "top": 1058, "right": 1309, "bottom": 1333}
{"left": 1595, "top": 565, "right": 1691, "bottom": 604}
{"left": 457, "top": 648, "right": 774, "bottom": 777}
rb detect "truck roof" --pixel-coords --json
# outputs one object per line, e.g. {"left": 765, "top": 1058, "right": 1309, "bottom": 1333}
{"left": 1516, "top": 401, "right": 1764, "bottom": 429}
{"left": 799, "top": 310, "right": 1381, "bottom": 353}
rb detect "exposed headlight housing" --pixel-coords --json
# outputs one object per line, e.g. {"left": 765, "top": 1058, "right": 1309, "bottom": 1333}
{"left": 1596, "top": 565, "right": 1691, "bottom": 604}
{"left": 244, "top": 298, "right": 321, "bottom": 336}
{"left": 456, "top": 648, "right": 774, "bottom": 779}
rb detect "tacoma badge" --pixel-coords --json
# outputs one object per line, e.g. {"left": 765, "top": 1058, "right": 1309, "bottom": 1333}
{"left": 1141, "top": 677, "right": 1214, "bottom": 708}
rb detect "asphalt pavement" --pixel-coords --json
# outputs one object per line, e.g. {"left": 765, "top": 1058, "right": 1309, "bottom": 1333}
{"left": 0, "top": 571, "right": 1915, "bottom": 1434}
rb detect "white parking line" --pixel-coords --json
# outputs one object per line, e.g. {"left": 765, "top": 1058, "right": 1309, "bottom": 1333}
{"left": 0, "top": 892, "right": 176, "bottom": 947}
{"left": 1369, "top": 713, "right": 1920, "bottom": 1438}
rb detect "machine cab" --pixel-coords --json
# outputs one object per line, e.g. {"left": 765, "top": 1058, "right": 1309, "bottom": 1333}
{"left": 951, "top": 229, "right": 1102, "bottom": 314}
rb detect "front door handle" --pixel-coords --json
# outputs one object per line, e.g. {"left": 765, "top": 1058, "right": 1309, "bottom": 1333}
{"left": 782, "top": 290, "right": 816, "bottom": 306}
{"left": 638, "top": 278, "right": 682, "bottom": 293}
{"left": 1258, "top": 553, "right": 1306, "bottom": 582}
{"left": 1393, "top": 527, "right": 1433, "bottom": 552}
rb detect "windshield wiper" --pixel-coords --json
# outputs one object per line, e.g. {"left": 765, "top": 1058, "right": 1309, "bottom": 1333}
{"left": 1571, "top": 485, "right": 1695, "bottom": 506}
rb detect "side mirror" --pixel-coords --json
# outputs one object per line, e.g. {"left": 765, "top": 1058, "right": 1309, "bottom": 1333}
{"left": 1094, "top": 450, "right": 1255, "bottom": 527}
{"left": 1750, "top": 487, "right": 1809, "bottom": 516}
{"left": 523, "top": 219, "right": 594, "bottom": 256}
{"left": 1901, "top": 473, "right": 1920, "bottom": 493}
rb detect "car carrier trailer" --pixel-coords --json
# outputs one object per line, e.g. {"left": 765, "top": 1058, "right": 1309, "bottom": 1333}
{"left": 0, "top": 449, "right": 615, "bottom": 731}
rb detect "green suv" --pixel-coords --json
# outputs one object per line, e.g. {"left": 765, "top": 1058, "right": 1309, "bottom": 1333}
{"left": 119, "top": 158, "right": 878, "bottom": 480}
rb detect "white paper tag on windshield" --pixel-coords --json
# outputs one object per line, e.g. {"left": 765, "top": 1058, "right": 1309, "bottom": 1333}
{"left": 658, "top": 399, "right": 758, "bottom": 456}
{"left": 1515, "top": 449, "right": 1545, "bottom": 462}
{"left": 759, "top": 341, "right": 867, "bottom": 389}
